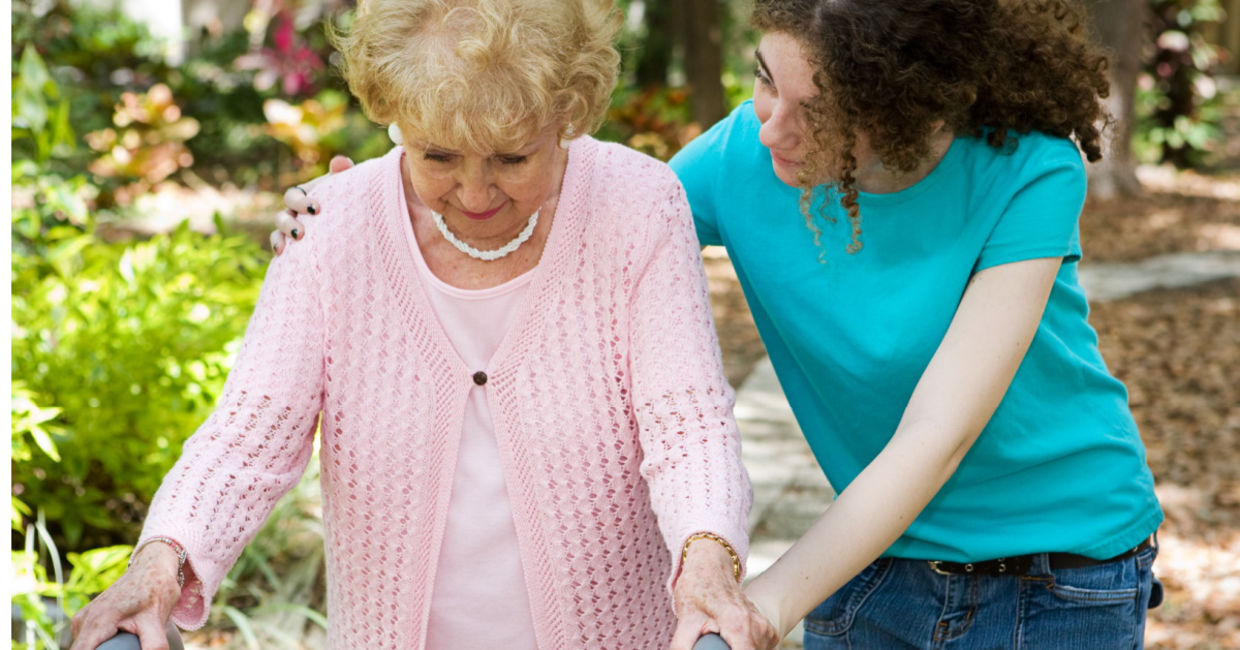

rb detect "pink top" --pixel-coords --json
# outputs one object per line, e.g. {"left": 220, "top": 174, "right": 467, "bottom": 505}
{"left": 412, "top": 218, "right": 538, "bottom": 648}
{"left": 139, "top": 137, "right": 752, "bottom": 649}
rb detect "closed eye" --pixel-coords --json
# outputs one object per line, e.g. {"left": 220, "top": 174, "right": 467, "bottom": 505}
{"left": 497, "top": 155, "right": 529, "bottom": 165}
{"left": 754, "top": 49, "right": 776, "bottom": 93}
{"left": 422, "top": 151, "right": 454, "bottom": 163}
{"left": 754, "top": 64, "right": 774, "bottom": 90}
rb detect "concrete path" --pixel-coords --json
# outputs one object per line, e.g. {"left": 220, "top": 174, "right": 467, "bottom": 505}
{"left": 733, "top": 250, "right": 1240, "bottom": 648}
{"left": 1077, "top": 250, "right": 1240, "bottom": 301}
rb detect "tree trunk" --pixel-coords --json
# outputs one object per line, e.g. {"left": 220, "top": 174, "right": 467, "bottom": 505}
{"left": 635, "top": 0, "right": 675, "bottom": 88}
{"left": 1084, "top": 0, "right": 1148, "bottom": 199}
{"left": 679, "top": 0, "right": 727, "bottom": 127}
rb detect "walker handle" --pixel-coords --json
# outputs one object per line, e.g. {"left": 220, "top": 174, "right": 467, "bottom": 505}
{"left": 94, "top": 625, "right": 183, "bottom": 650}
{"left": 693, "top": 632, "right": 731, "bottom": 650}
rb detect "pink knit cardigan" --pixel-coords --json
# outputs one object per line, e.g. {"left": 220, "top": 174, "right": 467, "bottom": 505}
{"left": 139, "top": 137, "right": 753, "bottom": 649}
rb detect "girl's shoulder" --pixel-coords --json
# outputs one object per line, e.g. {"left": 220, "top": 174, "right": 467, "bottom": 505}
{"left": 959, "top": 130, "right": 1085, "bottom": 172}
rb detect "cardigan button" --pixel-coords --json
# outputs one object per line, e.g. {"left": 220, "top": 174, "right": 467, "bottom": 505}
{"left": 472, "top": 371, "right": 488, "bottom": 386}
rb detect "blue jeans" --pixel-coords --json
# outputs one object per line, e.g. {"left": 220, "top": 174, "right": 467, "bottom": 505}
{"left": 803, "top": 543, "right": 1160, "bottom": 649}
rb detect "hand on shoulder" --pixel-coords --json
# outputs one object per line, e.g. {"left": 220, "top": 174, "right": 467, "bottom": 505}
{"left": 271, "top": 155, "right": 355, "bottom": 255}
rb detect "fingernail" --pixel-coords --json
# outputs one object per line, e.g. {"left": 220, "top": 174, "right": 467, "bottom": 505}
{"left": 307, "top": 205, "right": 318, "bottom": 215}
{"left": 291, "top": 229, "right": 300, "bottom": 240}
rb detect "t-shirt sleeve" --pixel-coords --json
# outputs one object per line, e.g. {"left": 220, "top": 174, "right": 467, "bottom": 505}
{"left": 975, "top": 140, "right": 1087, "bottom": 272}
{"left": 670, "top": 121, "right": 726, "bottom": 247}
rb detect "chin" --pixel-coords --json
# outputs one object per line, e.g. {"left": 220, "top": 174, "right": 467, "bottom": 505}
{"left": 772, "top": 165, "right": 806, "bottom": 188}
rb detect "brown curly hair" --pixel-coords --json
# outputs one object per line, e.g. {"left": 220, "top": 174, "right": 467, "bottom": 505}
{"left": 751, "top": 0, "right": 1111, "bottom": 254}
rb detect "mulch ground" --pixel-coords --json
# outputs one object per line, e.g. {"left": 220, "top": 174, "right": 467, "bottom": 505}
{"left": 1093, "top": 278, "right": 1240, "bottom": 649}
{"left": 703, "top": 168, "right": 1240, "bottom": 649}
{"left": 1079, "top": 168, "right": 1240, "bottom": 263}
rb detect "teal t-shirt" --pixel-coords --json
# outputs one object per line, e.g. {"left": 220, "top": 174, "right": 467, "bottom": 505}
{"left": 670, "top": 101, "right": 1162, "bottom": 562}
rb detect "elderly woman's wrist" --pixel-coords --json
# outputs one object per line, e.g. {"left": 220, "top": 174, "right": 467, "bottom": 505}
{"left": 131, "top": 538, "right": 186, "bottom": 590}
{"left": 680, "top": 532, "right": 742, "bottom": 582}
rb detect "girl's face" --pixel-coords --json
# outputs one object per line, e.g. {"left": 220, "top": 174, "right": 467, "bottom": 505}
{"left": 752, "top": 32, "right": 880, "bottom": 188}
{"left": 752, "top": 32, "right": 818, "bottom": 187}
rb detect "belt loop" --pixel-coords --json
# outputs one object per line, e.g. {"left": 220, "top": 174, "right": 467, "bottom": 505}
{"left": 1029, "top": 552, "right": 1052, "bottom": 576}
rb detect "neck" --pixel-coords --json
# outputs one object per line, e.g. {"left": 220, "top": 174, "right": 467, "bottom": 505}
{"left": 853, "top": 130, "right": 954, "bottom": 195}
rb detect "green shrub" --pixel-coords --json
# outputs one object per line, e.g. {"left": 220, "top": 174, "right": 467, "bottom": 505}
{"left": 11, "top": 218, "right": 266, "bottom": 549}
{"left": 14, "top": 34, "right": 265, "bottom": 552}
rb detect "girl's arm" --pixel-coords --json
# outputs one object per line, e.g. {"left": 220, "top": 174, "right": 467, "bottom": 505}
{"left": 743, "top": 256, "right": 1062, "bottom": 637}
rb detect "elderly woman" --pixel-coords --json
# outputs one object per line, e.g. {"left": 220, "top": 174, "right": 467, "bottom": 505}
{"left": 69, "top": 1, "right": 775, "bottom": 648}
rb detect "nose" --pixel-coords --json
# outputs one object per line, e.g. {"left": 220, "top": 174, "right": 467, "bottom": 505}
{"left": 457, "top": 160, "right": 494, "bottom": 212}
{"left": 758, "top": 98, "right": 800, "bottom": 153}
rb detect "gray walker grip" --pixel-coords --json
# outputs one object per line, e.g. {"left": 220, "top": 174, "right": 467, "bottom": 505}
{"left": 693, "top": 632, "right": 732, "bottom": 650}
{"left": 94, "top": 624, "right": 183, "bottom": 650}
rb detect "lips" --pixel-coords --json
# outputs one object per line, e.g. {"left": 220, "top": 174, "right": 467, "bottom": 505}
{"left": 460, "top": 204, "right": 504, "bottom": 221}
{"left": 771, "top": 151, "right": 802, "bottom": 168}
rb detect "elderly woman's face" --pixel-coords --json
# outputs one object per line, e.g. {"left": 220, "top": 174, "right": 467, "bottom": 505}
{"left": 403, "top": 127, "right": 566, "bottom": 233}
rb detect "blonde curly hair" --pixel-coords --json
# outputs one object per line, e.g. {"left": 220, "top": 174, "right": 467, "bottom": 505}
{"left": 333, "top": 0, "right": 621, "bottom": 152}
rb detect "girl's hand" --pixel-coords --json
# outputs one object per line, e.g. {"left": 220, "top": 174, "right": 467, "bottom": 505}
{"left": 670, "top": 540, "right": 779, "bottom": 650}
{"left": 69, "top": 544, "right": 182, "bottom": 650}
{"left": 271, "top": 155, "right": 355, "bottom": 255}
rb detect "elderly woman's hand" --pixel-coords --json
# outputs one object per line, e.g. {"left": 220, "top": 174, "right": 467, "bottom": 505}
{"left": 69, "top": 543, "right": 182, "bottom": 650}
{"left": 670, "top": 539, "right": 779, "bottom": 650}
{"left": 270, "top": 155, "right": 355, "bottom": 255}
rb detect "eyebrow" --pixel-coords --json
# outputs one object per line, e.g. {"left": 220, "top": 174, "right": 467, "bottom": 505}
{"left": 415, "top": 141, "right": 536, "bottom": 158}
{"left": 413, "top": 141, "right": 458, "bottom": 154}
{"left": 755, "top": 49, "right": 774, "bottom": 84}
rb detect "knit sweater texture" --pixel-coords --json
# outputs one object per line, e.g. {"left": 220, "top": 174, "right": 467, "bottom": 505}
{"left": 139, "top": 137, "right": 753, "bottom": 649}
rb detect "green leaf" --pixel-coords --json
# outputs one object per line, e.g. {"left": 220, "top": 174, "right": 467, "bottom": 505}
{"left": 12, "top": 497, "right": 33, "bottom": 532}
{"left": 223, "top": 605, "right": 262, "bottom": 650}
{"left": 18, "top": 45, "right": 52, "bottom": 95}
{"left": 28, "top": 427, "right": 61, "bottom": 462}
{"left": 65, "top": 545, "right": 133, "bottom": 597}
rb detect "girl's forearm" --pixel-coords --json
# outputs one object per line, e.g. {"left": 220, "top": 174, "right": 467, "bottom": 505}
{"left": 743, "top": 420, "right": 964, "bottom": 637}
{"left": 744, "top": 259, "right": 1060, "bottom": 637}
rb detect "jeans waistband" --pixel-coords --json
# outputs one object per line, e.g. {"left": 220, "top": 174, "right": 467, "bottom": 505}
{"left": 923, "top": 537, "right": 1154, "bottom": 577}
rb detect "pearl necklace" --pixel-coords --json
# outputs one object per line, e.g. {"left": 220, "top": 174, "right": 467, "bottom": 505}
{"left": 431, "top": 209, "right": 539, "bottom": 262}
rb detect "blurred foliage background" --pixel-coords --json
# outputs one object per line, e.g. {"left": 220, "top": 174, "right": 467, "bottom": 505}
{"left": 9, "top": 0, "right": 1239, "bottom": 646}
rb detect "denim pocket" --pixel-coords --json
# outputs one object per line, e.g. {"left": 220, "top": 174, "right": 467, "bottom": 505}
{"left": 1047, "top": 557, "right": 1140, "bottom": 604}
{"left": 1018, "top": 552, "right": 1151, "bottom": 648}
{"left": 804, "top": 559, "right": 893, "bottom": 636}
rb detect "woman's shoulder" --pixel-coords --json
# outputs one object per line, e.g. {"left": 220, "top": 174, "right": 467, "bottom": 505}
{"left": 300, "top": 148, "right": 403, "bottom": 242}
{"left": 580, "top": 136, "right": 683, "bottom": 192}
{"left": 570, "top": 137, "right": 686, "bottom": 219}
{"left": 310, "top": 147, "right": 403, "bottom": 204}
{"left": 566, "top": 138, "right": 692, "bottom": 247}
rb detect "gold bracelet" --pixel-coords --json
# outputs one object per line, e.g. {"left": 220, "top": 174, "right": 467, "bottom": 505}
{"left": 681, "top": 531, "right": 741, "bottom": 582}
